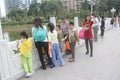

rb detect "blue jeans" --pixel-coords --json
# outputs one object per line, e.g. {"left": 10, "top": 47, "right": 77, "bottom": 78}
{"left": 52, "top": 43, "right": 64, "bottom": 66}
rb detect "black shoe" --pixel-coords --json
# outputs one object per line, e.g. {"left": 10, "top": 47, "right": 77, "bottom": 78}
{"left": 40, "top": 66, "right": 46, "bottom": 70}
{"left": 86, "top": 51, "right": 89, "bottom": 55}
{"left": 50, "top": 65, "right": 55, "bottom": 68}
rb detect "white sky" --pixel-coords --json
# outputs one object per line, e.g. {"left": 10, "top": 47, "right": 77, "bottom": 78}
{"left": 0, "top": 0, "right": 6, "bottom": 17}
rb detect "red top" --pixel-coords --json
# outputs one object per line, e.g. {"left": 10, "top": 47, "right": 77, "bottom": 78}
{"left": 83, "top": 21, "right": 93, "bottom": 39}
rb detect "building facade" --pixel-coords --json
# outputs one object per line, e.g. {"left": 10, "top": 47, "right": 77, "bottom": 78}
{"left": 4, "top": 0, "right": 19, "bottom": 14}
{"left": 63, "top": 0, "right": 84, "bottom": 12}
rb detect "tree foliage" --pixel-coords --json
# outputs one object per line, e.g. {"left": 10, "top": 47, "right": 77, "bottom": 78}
{"left": 7, "top": 8, "right": 25, "bottom": 21}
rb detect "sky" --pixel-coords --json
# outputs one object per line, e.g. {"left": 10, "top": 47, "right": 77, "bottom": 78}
{"left": 0, "top": 0, "right": 6, "bottom": 17}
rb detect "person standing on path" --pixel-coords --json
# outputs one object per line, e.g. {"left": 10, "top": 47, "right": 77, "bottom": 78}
{"left": 17, "top": 31, "right": 34, "bottom": 77}
{"left": 32, "top": 18, "right": 54, "bottom": 70}
{"left": 56, "top": 25, "right": 64, "bottom": 52}
{"left": 91, "top": 14, "right": 100, "bottom": 41}
{"left": 82, "top": 15, "right": 94, "bottom": 57}
{"left": 61, "top": 17, "right": 70, "bottom": 54}
{"left": 47, "top": 23, "right": 64, "bottom": 67}
{"left": 100, "top": 16, "right": 105, "bottom": 38}
{"left": 66, "top": 22, "right": 80, "bottom": 62}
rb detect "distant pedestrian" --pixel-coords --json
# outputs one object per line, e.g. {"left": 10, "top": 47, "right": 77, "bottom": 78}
{"left": 47, "top": 23, "right": 64, "bottom": 67}
{"left": 91, "top": 14, "right": 100, "bottom": 41}
{"left": 114, "top": 16, "right": 119, "bottom": 27}
{"left": 110, "top": 18, "right": 115, "bottom": 28}
{"left": 17, "top": 31, "right": 34, "bottom": 78}
{"left": 66, "top": 22, "right": 80, "bottom": 62}
{"left": 100, "top": 16, "right": 105, "bottom": 38}
{"left": 32, "top": 18, "right": 54, "bottom": 70}
{"left": 82, "top": 15, "right": 94, "bottom": 57}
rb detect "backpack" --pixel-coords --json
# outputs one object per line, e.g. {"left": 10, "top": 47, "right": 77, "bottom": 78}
{"left": 33, "top": 27, "right": 47, "bottom": 42}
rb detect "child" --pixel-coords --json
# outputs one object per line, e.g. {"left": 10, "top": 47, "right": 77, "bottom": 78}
{"left": 56, "top": 25, "right": 63, "bottom": 52}
{"left": 67, "top": 22, "right": 80, "bottom": 62}
{"left": 47, "top": 23, "right": 64, "bottom": 67}
{"left": 17, "top": 31, "right": 34, "bottom": 77}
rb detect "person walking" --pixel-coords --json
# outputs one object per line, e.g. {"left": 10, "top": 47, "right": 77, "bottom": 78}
{"left": 47, "top": 23, "right": 64, "bottom": 67}
{"left": 17, "top": 31, "right": 34, "bottom": 77}
{"left": 82, "top": 15, "right": 94, "bottom": 57}
{"left": 32, "top": 18, "right": 54, "bottom": 70}
{"left": 66, "top": 22, "right": 80, "bottom": 62}
{"left": 100, "top": 16, "right": 105, "bottom": 38}
{"left": 91, "top": 14, "right": 100, "bottom": 41}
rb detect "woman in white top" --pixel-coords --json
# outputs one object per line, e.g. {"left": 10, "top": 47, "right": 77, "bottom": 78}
{"left": 47, "top": 23, "right": 64, "bottom": 67}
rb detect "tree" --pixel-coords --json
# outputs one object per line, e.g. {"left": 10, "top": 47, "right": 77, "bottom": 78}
{"left": 96, "top": 0, "right": 120, "bottom": 16}
{"left": 7, "top": 8, "right": 25, "bottom": 21}
{"left": 27, "top": 3, "right": 41, "bottom": 16}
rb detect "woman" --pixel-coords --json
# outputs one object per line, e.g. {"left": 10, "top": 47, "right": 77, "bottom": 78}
{"left": 47, "top": 23, "right": 64, "bottom": 67}
{"left": 32, "top": 18, "right": 54, "bottom": 70}
{"left": 82, "top": 15, "right": 94, "bottom": 57}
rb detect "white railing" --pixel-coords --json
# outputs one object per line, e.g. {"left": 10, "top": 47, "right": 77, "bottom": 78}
{"left": 0, "top": 40, "right": 41, "bottom": 80}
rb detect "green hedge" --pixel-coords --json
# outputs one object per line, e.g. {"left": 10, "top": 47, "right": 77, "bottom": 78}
{"left": 2, "top": 22, "right": 26, "bottom": 27}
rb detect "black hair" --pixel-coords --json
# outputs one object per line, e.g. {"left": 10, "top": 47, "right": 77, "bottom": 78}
{"left": 61, "top": 16, "right": 67, "bottom": 20}
{"left": 34, "top": 17, "right": 43, "bottom": 28}
{"left": 85, "top": 15, "right": 91, "bottom": 22}
{"left": 69, "top": 22, "right": 74, "bottom": 25}
{"left": 101, "top": 16, "right": 104, "bottom": 19}
{"left": 20, "top": 31, "right": 28, "bottom": 39}
{"left": 56, "top": 25, "right": 61, "bottom": 29}
{"left": 48, "top": 23, "right": 55, "bottom": 33}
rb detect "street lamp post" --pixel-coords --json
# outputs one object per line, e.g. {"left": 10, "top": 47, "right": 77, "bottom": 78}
{"left": 111, "top": 7, "right": 116, "bottom": 18}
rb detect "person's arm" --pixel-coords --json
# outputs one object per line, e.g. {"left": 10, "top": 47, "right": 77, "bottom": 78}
{"left": 74, "top": 30, "right": 80, "bottom": 42}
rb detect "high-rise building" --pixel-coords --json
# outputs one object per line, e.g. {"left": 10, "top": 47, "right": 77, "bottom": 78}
{"left": 19, "top": 0, "right": 31, "bottom": 9}
{"left": 4, "top": 0, "right": 19, "bottom": 14}
{"left": 31, "top": 0, "right": 49, "bottom": 3}
{"left": 63, "top": 0, "right": 84, "bottom": 12}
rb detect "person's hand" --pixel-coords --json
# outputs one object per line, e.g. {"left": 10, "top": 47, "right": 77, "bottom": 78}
{"left": 16, "top": 40, "right": 19, "bottom": 47}
{"left": 78, "top": 42, "right": 80, "bottom": 45}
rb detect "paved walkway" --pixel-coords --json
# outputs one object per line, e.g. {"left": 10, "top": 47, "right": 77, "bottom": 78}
{"left": 20, "top": 27, "right": 120, "bottom": 80}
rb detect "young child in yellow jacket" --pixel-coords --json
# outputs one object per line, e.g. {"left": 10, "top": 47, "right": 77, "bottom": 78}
{"left": 17, "top": 31, "right": 34, "bottom": 78}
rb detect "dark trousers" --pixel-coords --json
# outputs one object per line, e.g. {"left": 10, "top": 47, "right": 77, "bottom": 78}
{"left": 85, "top": 38, "right": 93, "bottom": 56}
{"left": 70, "top": 42, "right": 76, "bottom": 59}
{"left": 101, "top": 28, "right": 105, "bottom": 37}
{"left": 93, "top": 27, "right": 99, "bottom": 41}
{"left": 35, "top": 42, "right": 53, "bottom": 67}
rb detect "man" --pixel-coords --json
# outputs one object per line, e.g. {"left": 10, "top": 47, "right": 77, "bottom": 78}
{"left": 61, "top": 17, "right": 69, "bottom": 37}
{"left": 91, "top": 14, "right": 100, "bottom": 41}
{"left": 61, "top": 17, "right": 70, "bottom": 54}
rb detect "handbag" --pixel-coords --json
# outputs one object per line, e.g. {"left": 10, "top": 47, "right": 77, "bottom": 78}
{"left": 78, "top": 29, "right": 85, "bottom": 39}
{"left": 65, "top": 40, "right": 71, "bottom": 50}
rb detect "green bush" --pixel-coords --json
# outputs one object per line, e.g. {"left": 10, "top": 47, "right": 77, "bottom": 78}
{"left": 2, "top": 22, "right": 26, "bottom": 27}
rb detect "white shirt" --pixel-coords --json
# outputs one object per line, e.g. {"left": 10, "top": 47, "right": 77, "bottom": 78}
{"left": 48, "top": 30, "right": 58, "bottom": 43}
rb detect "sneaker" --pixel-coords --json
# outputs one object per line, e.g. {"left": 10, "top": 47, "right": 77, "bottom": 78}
{"left": 25, "top": 73, "right": 31, "bottom": 78}
{"left": 60, "top": 63, "right": 65, "bottom": 66}
{"left": 29, "top": 71, "right": 35, "bottom": 76}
